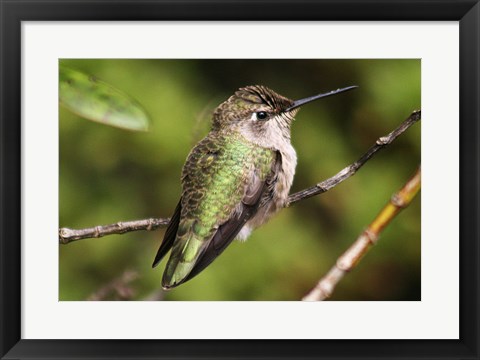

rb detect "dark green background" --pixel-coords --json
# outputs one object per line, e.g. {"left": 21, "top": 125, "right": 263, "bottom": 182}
{"left": 59, "top": 59, "right": 421, "bottom": 301}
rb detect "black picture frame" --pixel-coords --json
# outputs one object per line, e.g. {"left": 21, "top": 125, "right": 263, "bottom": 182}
{"left": 1, "top": 1, "right": 478, "bottom": 359}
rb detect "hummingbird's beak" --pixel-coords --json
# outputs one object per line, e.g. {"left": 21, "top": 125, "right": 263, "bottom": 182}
{"left": 285, "top": 85, "right": 358, "bottom": 112}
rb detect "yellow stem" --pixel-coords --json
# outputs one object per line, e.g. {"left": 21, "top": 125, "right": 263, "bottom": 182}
{"left": 303, "top": 166, "right": 421, "bottom": 301}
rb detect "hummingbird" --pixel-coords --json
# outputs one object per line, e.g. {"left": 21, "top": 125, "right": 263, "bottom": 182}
{"left": 152, "top": 84, "right": 357, "bottom": 289}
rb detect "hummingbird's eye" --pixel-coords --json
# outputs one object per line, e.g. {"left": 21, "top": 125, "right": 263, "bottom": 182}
{"left": 255, "top": 111, "right": 268, "bottom": 120}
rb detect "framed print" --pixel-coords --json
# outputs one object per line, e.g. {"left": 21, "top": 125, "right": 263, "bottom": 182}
{"left": 57, "top": 58, "right": 421, "bottom": 303}
{"left": 1, "top": 0, "right": 479, "bottom": 359}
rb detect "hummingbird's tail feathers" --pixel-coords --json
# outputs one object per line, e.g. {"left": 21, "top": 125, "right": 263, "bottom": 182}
{"left": 161, "top": 212, "right": 248, "bottom": 290}
{"left": 152, "top": 200, "right": 182, "bottom": 268}
{"left": 161, "top": 195, "right": 261, "bottom": 289}
{"left": 182, "top": 209, "right": 251, "bottom": 283}
{"left": 161, "top": 232, "right": 208, "bottom": 290}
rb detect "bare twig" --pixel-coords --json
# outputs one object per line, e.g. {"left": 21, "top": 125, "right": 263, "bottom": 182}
{"left": 302, "top": 166, "right": 421, "bottom": 301}
{"left": 59, "top": 110, "right": 421, "bottom": 244}
{"left": 87, "top": 270, "right": 140, "bottom": 301}
{"left": 59, "top": 218, "right": 170, "bottom": 244}
{"left": 287, "top": 110, "right": 421, "bottom": 205}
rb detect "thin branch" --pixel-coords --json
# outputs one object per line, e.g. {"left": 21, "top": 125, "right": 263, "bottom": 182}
{"left": 287, "top": 110, "right": 421, "bottom": 205}
{"left": 302, "top": 166, "right": 421, "bottom": 301}
{"left": 59, "top": 110, "right": 421, "bottom": 244}
{"left": 59, "top": 218, "right": 170, "bottom": 244}
{"left": 87, "top": 270, "right": 140, "bottom": 301}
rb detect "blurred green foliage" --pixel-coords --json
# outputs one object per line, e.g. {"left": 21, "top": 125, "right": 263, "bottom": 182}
{"left": 59, "top": 59, "right": 421, "bottom": 301}
{"left": 59, "top": 65, "right": 150, "bottom": 131}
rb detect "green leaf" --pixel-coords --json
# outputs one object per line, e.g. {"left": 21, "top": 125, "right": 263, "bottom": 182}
{"left": 59, "top": 65, "right": 150, "bottom": 131}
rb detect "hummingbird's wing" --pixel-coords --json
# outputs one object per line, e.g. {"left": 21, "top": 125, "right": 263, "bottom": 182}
{"left": 181, "top": 163, "right": 276, "bottom": 283}
{"left": 151, "top": 200, "right": 181, "bottom": 268}
{"left": 159, "top": 133, "right": 278, "bottom": 289}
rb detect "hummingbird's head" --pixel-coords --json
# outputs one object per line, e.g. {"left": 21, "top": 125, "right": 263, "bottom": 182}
{"left": 212, "top": 85, "right": 298, "bottom": 144}
{"left": 212, "top": 85, "right": 358, "bottom": 145}
{"left": 213, "top": 85, "right": 295, "bottom": 126}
